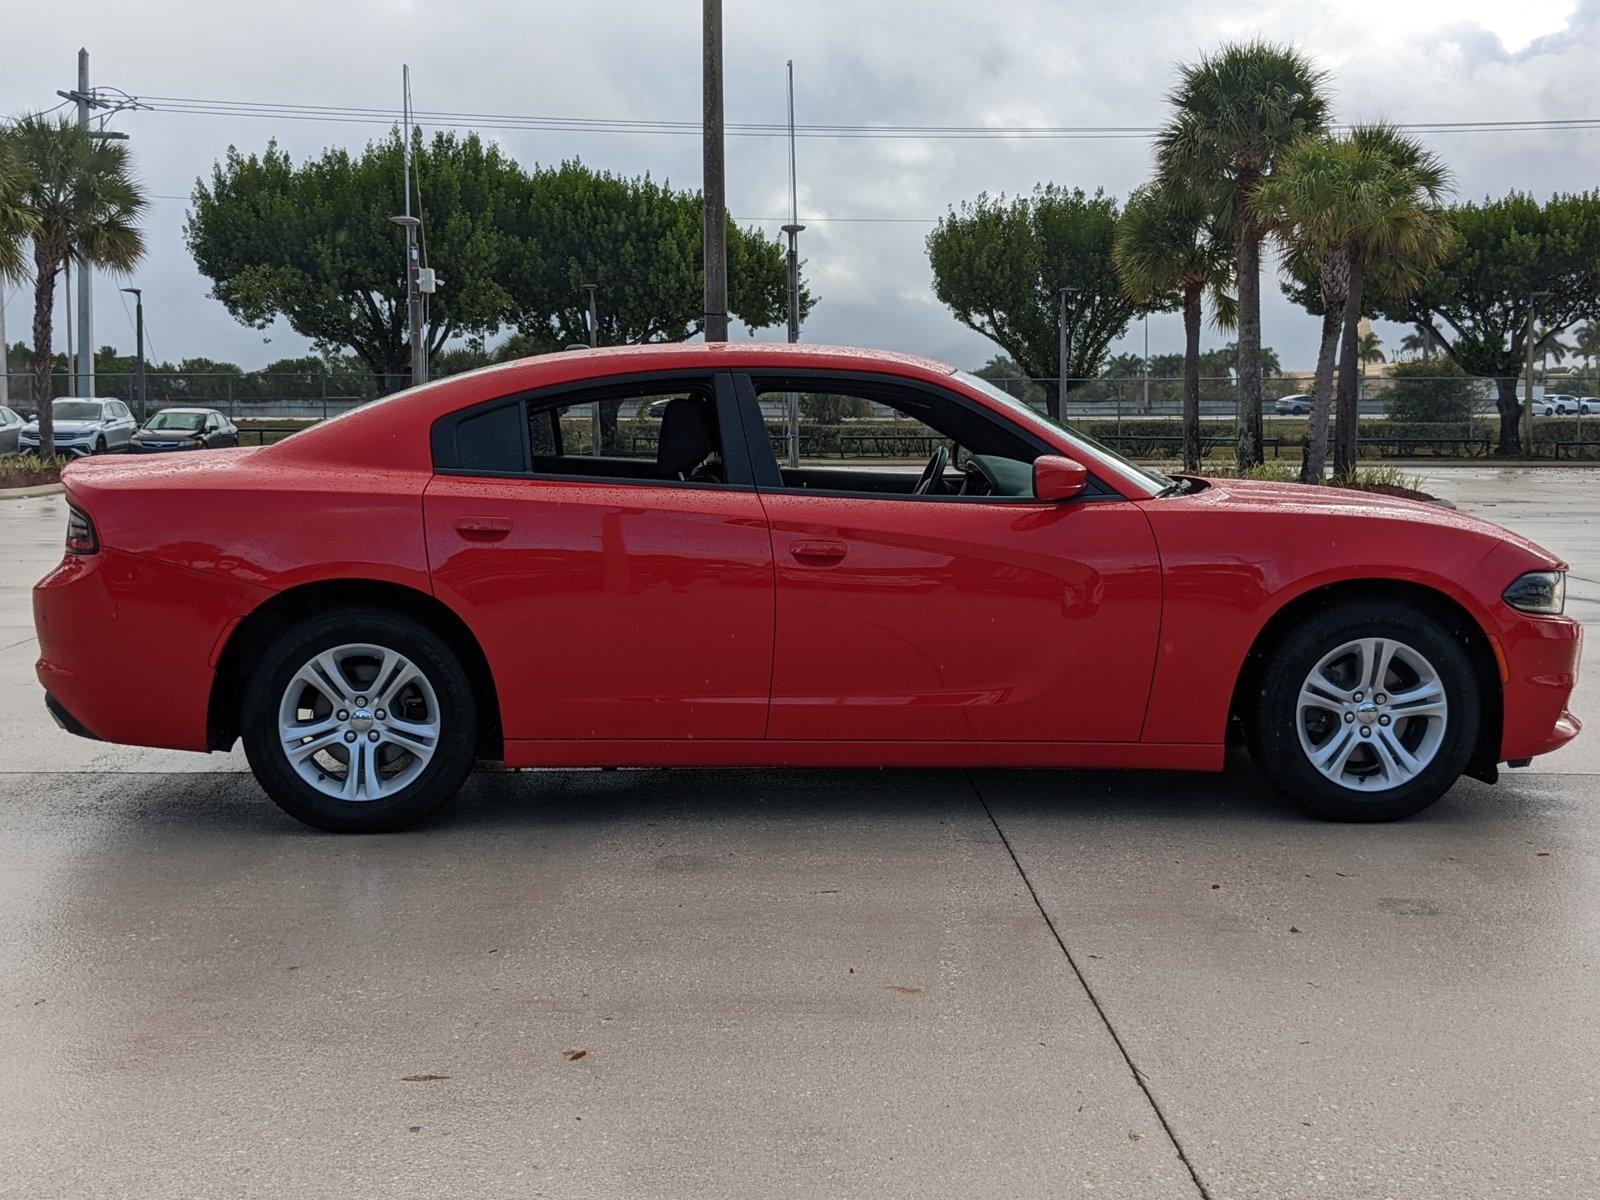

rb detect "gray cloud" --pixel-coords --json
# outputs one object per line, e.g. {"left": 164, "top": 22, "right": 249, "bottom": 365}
{"left": 2, "top": 0, "right": 1595, "bottom": 376}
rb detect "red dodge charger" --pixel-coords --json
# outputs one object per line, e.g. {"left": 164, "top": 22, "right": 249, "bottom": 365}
{"left": 33, "top": 344, "right": 1581, "bottom": 831}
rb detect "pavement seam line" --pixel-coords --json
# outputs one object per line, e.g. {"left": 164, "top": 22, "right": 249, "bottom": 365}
{"left": 966, "top": 770, "right": 1214, "bottom": 1200}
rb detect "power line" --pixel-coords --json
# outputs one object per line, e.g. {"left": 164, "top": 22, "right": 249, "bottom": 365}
{"left": 130, "top": 92, "right": 1600, "bottom": 140}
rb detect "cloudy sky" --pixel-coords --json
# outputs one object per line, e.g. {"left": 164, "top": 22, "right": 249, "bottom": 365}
{"left": 3, "top": 0, "right": 1597, "bottom": 375}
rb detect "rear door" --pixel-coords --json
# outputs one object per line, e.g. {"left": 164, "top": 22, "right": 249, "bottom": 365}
{"left": 423, "top": 371, "right": 775, "bottom": 745}
{"left": 736, "top": 370, "right": 1162, "bottom": 745}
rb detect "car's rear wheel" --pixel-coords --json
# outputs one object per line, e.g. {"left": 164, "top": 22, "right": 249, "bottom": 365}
{"left": 1248, "top": 599, "right": 1479, "bottom": 821}
{"left": 241, "top": 608, "right": 477, "bottom": 832}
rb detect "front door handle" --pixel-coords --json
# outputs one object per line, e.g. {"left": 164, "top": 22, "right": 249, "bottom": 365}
{"left": 790, "top": 539, "right": 847, "bottom": 564}
{"left": 455, "top": 516, "right": 512, "bottom": 540}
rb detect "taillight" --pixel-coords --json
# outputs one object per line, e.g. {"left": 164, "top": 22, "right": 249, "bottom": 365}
{"left": 65, "top": 503, "right": 98, "bottom": 555}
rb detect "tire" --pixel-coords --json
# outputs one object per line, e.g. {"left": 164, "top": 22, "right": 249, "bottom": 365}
{"left": 241, "top": 607, "right": 478, "bottom": 832}
{"left": 93, "top": 437, "right": 107, "bottom": 454}
{"left": 1248, "top": 599, "right": 1480, "bottom": 821}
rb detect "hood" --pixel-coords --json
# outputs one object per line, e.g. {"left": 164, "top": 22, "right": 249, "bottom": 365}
{"left": 1191, "top": 476, "right": 1565, "bottom": 569}
{"left": 134, "top": 428, "right": 202, "bottom": 442}
{"left": 25, "top": 419, "right": 101, "bottom": 435}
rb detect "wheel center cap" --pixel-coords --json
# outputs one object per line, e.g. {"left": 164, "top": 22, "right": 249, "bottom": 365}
{"left": 1355, "top": 701, "right": 1381, "bottom": 726}
{"left": 350, "top": 709, "right": 374, "bottom": 732}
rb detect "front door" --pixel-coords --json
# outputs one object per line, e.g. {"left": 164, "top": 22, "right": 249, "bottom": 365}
{"left": 740, "top": 371, "right": 1163, "bottom": 745}
{"left": 424, "top": 372, "right": 775, "bottom": 744}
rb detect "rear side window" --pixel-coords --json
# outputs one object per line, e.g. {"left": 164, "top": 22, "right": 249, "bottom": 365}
{"left": 455, "top": 403, "right": 525, "bottom": 474}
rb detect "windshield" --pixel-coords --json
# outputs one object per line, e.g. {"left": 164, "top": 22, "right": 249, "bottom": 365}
{"left": 52, "top": 400, "right": 103, "bottom": 421}
{"left": 955, "top": 372, "right": 1178, "bottom": 497}
{"left": 145, "top": 411, "right": 206, "bottom": 432}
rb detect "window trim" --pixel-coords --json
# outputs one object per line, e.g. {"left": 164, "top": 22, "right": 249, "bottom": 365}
{"left": 730, "top": 369, "right": 1119, "bottom": 505}
{"left": 429, "top": 369, "right": 755, "bottom": 489}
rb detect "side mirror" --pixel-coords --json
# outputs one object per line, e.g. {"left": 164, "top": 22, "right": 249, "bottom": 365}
{"left": 1033, "top": 454, "right": 1088, "bottom": 501}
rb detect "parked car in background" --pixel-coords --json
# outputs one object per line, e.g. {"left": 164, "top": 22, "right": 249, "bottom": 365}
{"left": 0, "top": 405, "right": 24, "bottom": 453}
{"left": 1273, "top": 394, "right": 1311, "bottom": 415}
{"left": 19, "top": 398, "right": 137, "bottom": 457}
{"left": 1538, "top": 394, "right": 1581, "bottom": 416}
{"left": 34, "top": 344, "right": 1581, "bottom": 834}
{"left": 130, "top": 408, "right": 239, "bottom": 453}
{"left": 1580, "top": 397, "right": 1600, "bottom": 415}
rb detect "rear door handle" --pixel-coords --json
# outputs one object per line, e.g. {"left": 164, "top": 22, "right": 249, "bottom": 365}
{"left": 455, "top": 516, "right": 512, "bottom": 540}
{"left": 790, "top": 539, "right": 847, "bottom": 564}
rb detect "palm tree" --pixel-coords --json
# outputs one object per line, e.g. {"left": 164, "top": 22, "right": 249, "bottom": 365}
{"left": 4, "top": 115, "right": 145, "bottom": 456}
{"left": 1357, "top": 330, "right": 1385, "bottom": 370}
{"left": 1398, "top": 327, "right": 1435, "bottom": 359}
{"left": 1158, "top": 40, "right": 1330, "bottom": 469}
{"left": 0, "top": 137, "right": 34, "bottom": 283}
{"left": 1254, "top": 135, "right": 1364, "bottom": 482}
{"left": 1329, "top": 124, "right": 1452, "bottom": 476}
{"left": 1114, "top": 180, "right": 1233, "bottom": 472}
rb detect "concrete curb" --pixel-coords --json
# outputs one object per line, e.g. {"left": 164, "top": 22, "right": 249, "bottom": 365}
{"left": 0, "top": 483, "right": 64, "bottom": 500}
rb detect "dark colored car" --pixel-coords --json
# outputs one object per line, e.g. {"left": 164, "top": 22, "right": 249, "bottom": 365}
{"left": 130, "top": 408, "right": 238, "bottom": 453}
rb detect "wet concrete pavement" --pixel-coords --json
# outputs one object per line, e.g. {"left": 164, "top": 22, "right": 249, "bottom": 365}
{"left": 1, "top": 466, "right": 1596, "bottom": 1198}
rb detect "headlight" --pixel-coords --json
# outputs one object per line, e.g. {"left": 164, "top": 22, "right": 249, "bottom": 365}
{"left": 1503, "top": 571, "right": 1566, "bottom": 615}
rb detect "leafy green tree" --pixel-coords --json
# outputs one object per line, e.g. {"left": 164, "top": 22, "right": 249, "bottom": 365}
{"left": 1158, "top": 40, "right": 1330, "bottom": 467}
{"left": 5, "top": 115, "right": 145, "bottom": 454}
{"left": 927, "top": 184, "right": 1145, "bottom": 421}
{"left": 1372, "top": 191, "right": 1600, "bottom": 454}
{"left": 1385, "top": 357, "right": 1472, "bottom": 422}
{"left": 187, "top": 130, "right": 523, "bottom": 385}
{"left": 1115, "top": 180, "right": 1234, "bottom": 470}
{"left": 505, "top": 160, "right": 800, "bottom": 350}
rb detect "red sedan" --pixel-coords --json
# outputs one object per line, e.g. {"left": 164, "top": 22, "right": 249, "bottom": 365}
{"left": 33, "top": 344, "right": 1581, "bottom": 832}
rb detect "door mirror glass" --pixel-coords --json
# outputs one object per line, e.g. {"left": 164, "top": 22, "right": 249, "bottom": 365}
{"left": 1033, "top": 455, "right": 1088, "bottom": 501}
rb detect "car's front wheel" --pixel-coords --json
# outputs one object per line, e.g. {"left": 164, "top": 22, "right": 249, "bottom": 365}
{"left": 241, "top": 608, "right": 478, "bottom": 832}
{"left": 1248, "top": 599, "right": 1480, "bottom": 821}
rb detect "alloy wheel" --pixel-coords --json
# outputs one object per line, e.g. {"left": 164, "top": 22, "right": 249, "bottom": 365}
{"left": 1295, "top": 637, "right": 1448, "bottom": 792}
{"left": 276, "top": 642, "right": 441, "bottom": 802}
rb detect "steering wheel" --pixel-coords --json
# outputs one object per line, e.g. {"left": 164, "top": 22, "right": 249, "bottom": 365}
{"left": 913, "top": 444, "right": 950, "bottom": 496}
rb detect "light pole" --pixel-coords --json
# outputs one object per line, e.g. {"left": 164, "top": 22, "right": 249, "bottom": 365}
{"left": 391, "top": 215, "right": 425, "bottom": 388}
{"left": 782, "top": 59, "right": 804, "bottom": 468}
{"left": 119, "top": 287, "right": 145, "bottom": 422}
{"left": 1057, "top": 286, "right": 1079, "bottom": 423}
{"left": 1525, "top": 290, "right": 1552, "bottom": 456}
{"left": 583, "top": 283, "right": 601, "bottom": 455}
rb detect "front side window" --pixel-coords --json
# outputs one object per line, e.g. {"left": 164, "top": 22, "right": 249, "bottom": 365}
{"left": 749, "top": 376, "right": 1056, "bottom": 501}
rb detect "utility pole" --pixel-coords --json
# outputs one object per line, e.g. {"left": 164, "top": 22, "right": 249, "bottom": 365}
{"left": 1057, "top": 286, "right": 1078, "bottom": 423}
{"left": 782, "top": 59, "right": 804, "bottom": 468}
{"left": 702, "top": 0, "right": 729, "bottom": 342}
{"left": 1525, "top": 291, "right": 1551, "bottom": 457}
{"left": 74, "top": 49, "right": 94, "bottom": 398}
{"left": 120, "top": 288, "right": 145, "bottom": 422}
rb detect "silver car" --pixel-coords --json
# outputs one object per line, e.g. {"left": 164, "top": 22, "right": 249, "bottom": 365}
{"left": 0, "top": 405, "right": 23, "bottom": 453}
{"left": 18, "top": 397, "right": 138, "bottom": 457}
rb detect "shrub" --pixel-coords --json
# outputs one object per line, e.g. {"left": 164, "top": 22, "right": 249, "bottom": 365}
{"left": 1383, "top": 358, "right": 1474, "bottom": 423}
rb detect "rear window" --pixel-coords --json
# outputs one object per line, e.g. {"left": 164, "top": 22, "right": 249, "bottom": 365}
{"left": 454, "top": 404, "right": 524, "bottom": 474}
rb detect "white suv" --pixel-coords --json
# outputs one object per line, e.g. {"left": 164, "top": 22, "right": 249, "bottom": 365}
{"left": 18, "top": 397, "right": 138, "bottom": 457}
{"left": 1538, "top": 394, "right": 1581, "bottom": 416}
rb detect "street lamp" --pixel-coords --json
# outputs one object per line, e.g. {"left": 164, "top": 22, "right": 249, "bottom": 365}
{"left": 1525, "top": 290, "right": 1553, "bottom": 456}
{"left": 1057, "top": 286, "right": 1079, "bottom": 423}
{"left": 391, "top": 215, "right": 424, "bottom": 387}
{"left": 119, "top": 287, "right": 145, "bottom": 422}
